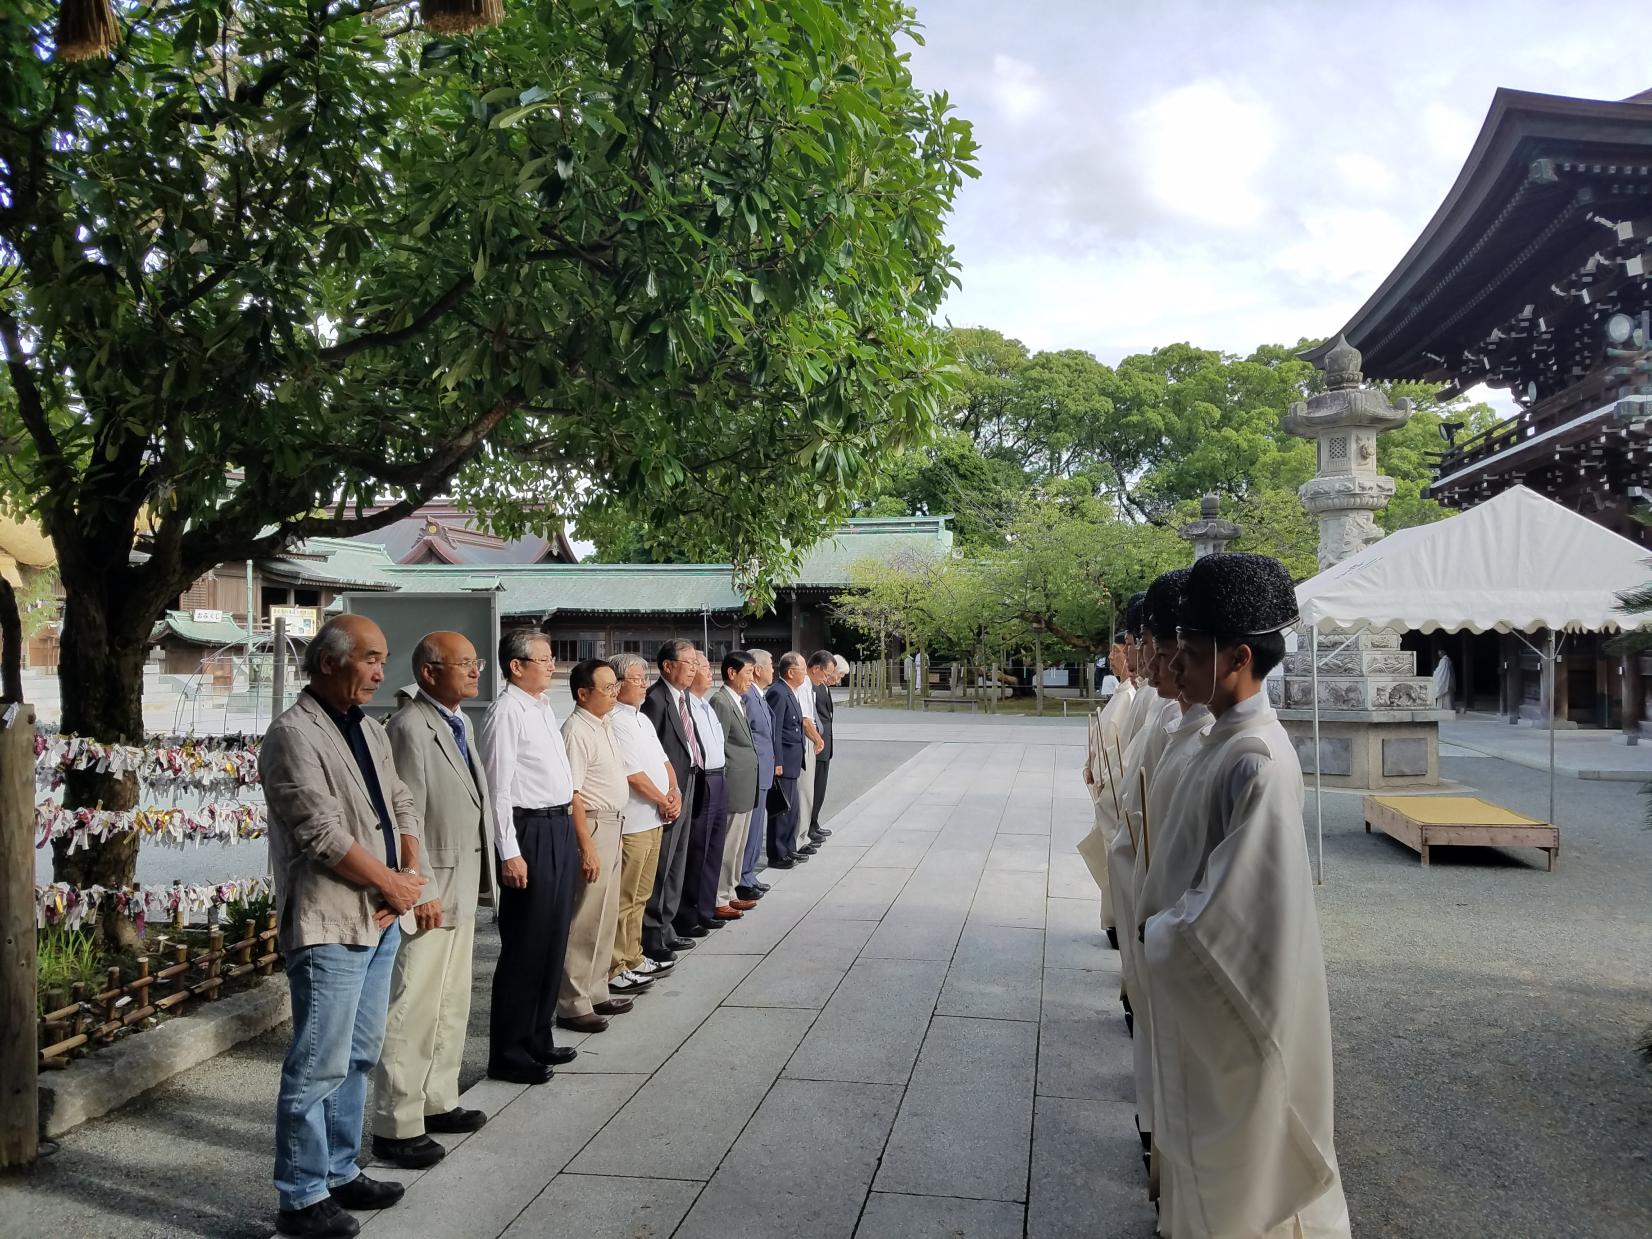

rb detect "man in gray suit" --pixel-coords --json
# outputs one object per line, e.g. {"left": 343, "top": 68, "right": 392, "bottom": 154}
{"left": 712, "top": 651, "right": 760, "bottom": 913}
{"left": 263, "top": 615, "right": 425, "bottom": 1238}
{"left": 737, "top": 650, "right": 777, "bottom": 901}
{"left": 370, "top": 632, "right": 497, "bottom": 1170}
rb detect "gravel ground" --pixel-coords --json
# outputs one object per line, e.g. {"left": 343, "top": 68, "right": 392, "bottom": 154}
{"left": 1320, "top": 753, "right": 1652, "bottom": 1238}
{"left": 1, "top": 739, "right": 926, "bottom": 1239}
{"left": 5, "top": 738, "right": 1650, "bottom": 1238}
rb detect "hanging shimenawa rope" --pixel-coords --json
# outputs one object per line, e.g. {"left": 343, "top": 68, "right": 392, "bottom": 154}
{"left": 54, "top": 0, "right": 119, "bottom": 62}
{"left": 422, "top": 0, "right": 504, "bottom": 35}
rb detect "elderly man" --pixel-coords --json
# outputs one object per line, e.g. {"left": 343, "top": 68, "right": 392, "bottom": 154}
{"left": 556, "top": 658, "right": 633, "bottom": 1034}
{"left": 736, "top": 650, "right": 777, "bottom": 901}
{"left": 607, "top": 653, "right": 679, "bottom": 991}
{"left": 263, "top": 615, "right": 425, "bottom": 1238}
{"left": 791, "top": 650, "right": 827, "bottom": 857}
{"left": 712, "top": 651, "right": 760, "bottom": 915}
{"left": 683, "top": 650, "right": 734, "bottom": 930}
{"left": 764, "top": 652, "right": 808, "bottom": 869}
{"left": 370, "top": 632, "right": 495, "bottom": 1172}
{"left": 640, "top": 638, "right": 705, "bottom": 962}
{"left": 480, "top": 630, "right": 589, "bottom": 1086}
{"left": 806, "top": 650, "right": 839, "bottom": 845}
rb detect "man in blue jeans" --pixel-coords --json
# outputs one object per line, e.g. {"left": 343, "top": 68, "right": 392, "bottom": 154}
{"left": 261, "top": 615, "right": 427, "bottom": 1238}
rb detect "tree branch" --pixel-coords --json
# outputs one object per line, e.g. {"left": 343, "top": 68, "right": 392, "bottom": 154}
{"left": 0, "top": 309, "right": 77, "bottom": 544}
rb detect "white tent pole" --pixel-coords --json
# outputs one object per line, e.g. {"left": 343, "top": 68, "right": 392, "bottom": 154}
{"left": 1548, "top": 629, "right": 1557, "bottom": 826}
{"left": 1312, "top": 624, "right": 1324, "bottom": 885}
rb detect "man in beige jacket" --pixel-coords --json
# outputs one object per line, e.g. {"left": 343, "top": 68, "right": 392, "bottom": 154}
{"left": 263, "top": 615, "right": 425, "bottom": 1239}
{"left": 370, "top": 632, "right": 498, "bottom": 1170}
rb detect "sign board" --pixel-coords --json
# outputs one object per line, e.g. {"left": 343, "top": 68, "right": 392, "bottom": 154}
{"left": 191, "top": 608, "right": 225, "bottom": 624}
{"left": 340, "top": 590, "right": 502, "bottom": 718}
{"left": 268, "top": 605, "right": 321, "bottom": 639}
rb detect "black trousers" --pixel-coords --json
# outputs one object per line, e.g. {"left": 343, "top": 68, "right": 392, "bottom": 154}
{"left": 489, "top": 807, "right": 577, "bottom": 1071}
{"left": 810, "top": 754, "right": 831, "bottom": 834}
{"left": 767, "top": 775, "right": 799, "bottom": 862}
{"left": 687, "top": 769, "right": 730, "bottom": 924}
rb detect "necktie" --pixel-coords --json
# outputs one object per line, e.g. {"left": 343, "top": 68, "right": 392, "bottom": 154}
{"left": 679, "top": 693, "right": 702, "bottom": 768}
{"left": 443, "top": 711, "right": 470, "bottom": 766}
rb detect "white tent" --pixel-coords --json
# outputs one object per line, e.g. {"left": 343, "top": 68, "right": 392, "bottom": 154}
{"left": 1291, "top": 485, "right": 1652, "bottom": 874}
{"left": 1296, "top": 485, "right": 1652, "bottom": 635}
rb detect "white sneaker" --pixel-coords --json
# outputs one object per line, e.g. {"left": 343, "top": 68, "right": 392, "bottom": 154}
{"left": 634, "top": 957, "right": 669, "bottom": 976}
{"left": 610, "top": 972, "right": 645, "bottom": 993}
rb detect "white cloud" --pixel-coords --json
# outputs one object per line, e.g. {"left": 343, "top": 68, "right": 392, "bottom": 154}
{"left": 988, "top": 54, "right": 1050, "bottom": 124}
{"left": 1272, "top": 207, "right": 1415, "bottom": 285}
{"left": 1334, "top": 152, "right": 1395, "bottom": 198}
{"left": 1421, "top": 101, "right": 1480, "bottom": 164}
{"left": 1131, "top": 79, "right": 1279, "bottom": 230}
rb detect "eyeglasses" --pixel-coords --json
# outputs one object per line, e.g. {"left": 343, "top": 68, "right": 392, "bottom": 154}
{"left": 519, "top": 656, "right": 555, "bottom": 667}
{"left": 430, "top": 658, "right": 487, "bottom": 672}
{"left": 591, "top": 682, "right": 621, "bottom": 696}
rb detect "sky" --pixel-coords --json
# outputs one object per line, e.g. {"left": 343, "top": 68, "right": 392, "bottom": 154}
{"left": 903, "top": 0, "right": 1648, "bottom": 396}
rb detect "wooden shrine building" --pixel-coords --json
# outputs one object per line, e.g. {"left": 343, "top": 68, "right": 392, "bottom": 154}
{"left": 1312, "top": 87, "right": 1652, "bottom": 732}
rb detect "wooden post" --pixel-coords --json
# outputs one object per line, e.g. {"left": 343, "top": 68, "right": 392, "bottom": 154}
{"left": 1034, "top": 631, "right": 1045, "bottom": 717}
{"left": 1, "top": 705, "right": 38, "bottom": 1166}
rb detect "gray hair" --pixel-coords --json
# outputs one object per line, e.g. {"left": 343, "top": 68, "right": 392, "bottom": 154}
{"left": 499, "top": 628, "right": 549, "bottom": 676}
{"left": 745, "top": 648, "right": 773, "bottom": 668}
{"left": 610, "top": 651, "right": 648, "bottom": 682}
{"left": 776, "top": 651, "right": 804, "bottom": 678}
{"left": 303, "top": 619, "right": 357, "bottom": 678}
{"left": 411, "top": 634, "right": 443, "bottom": 677}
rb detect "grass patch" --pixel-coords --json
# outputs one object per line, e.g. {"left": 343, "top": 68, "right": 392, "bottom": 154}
{"left": 36, "top": 928, "right": 105, "bottom": 1016}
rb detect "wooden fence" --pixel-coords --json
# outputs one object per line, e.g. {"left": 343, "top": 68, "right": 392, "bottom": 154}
{"left": 37, "top": 911, "right": 281, "bottom": 1068}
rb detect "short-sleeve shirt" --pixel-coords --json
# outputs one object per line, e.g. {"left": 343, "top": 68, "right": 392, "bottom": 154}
{"left": 611, "top": 701, "right": 672, "bottom": 834}
{"left": 689, "top": 690, "right": 727, "bottom": 771}
{"left": 561, "top": 707, "right": 629, "bottom": 817}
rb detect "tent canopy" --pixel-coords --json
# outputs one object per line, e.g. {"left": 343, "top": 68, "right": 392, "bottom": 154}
{"left": 1295, "top": 485, "right": 1652, "bottom": 635}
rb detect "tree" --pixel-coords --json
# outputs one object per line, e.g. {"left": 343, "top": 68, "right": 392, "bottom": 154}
{"left": 852, "top": 430, "right": 1024, "bottom": 550}
{"left": 1, "top": 0, "right": 975, "bottom": 938}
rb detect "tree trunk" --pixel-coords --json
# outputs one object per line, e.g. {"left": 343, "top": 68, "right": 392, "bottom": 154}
{"left": 51, "top": 584, "right": 148, "bottom": 948}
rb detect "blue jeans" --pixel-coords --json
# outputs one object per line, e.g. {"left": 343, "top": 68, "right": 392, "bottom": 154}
{"left": 741, "top": 793, "right": 768, "bottom": 886}
{"left": 274, "top": 924, "right": 400, "bottom": 1211}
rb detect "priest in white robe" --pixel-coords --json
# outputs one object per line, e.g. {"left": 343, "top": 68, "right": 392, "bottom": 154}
{"left": 1143, "top": 553, "right": 1351, "bottom": 1239}
{"left": 1078, "top": 594, "right": 1148, "bottom": 948}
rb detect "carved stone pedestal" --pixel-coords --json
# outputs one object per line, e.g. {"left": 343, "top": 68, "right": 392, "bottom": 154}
{"left": 1273, "top": 628, "right": 1448, "bottom": 788}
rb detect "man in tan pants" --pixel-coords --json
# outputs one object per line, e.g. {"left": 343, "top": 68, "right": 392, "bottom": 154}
{"left": 607, "top": 652, "right": 677, "bottom": 992}
{"left": 556, "top": 658, "right": 632, "bottom": 1034}
{"left": 371, "top": 632, "right": 496, "bottom": 1171}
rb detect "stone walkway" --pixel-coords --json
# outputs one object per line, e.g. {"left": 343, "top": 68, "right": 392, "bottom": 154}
{"left": 344, "top": 730, "right": 1154, "bottom": 1239}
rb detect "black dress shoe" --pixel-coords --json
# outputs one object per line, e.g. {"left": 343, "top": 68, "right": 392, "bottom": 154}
{"left": 1105, "top": 926, "right": 1120, "bottom": 951}
{"left": 755, "top": 881, "right": 772, "bottom": 892}
{"left": 329, "top": 1174, "right": 405, "bottom": 1211}
{"left": 668, "top": 936, "right": 696, "bottom": 951}
{"left": 276, "top": 1200, "right": 360, "bottom": 1237}
{"left": 681, "top": 923, "right": 710, "bottom": 938}
{"left": 735, "top": 885, "right": 765, "bottom": 901}
{"left": 808, "top": 831, "right": 828, "bottom": 843}
{"left": 645, "top": 947, "right": 679, "bottom": 965}
{"left": 700, "top": 918, "right": 724, "bottom": 930}
{"left": 425, "top": 1106, "right": 488, "bottom": 1134}
{"left": 529, "top": 1045, "right": 578, "bottom": 1067}
{"left": 488, "top": 1061, "right": 554, "bottom": 1085}
{"left": 767, "top": 857, "right": 796, "bottom": 869}
{"left": 797, "top": 843, "right": 819, "bottom": 855}
{"left": 792, "top": 852, "right": 810, "bottom": 862}
{"left": 372, "top": 1133, "right": 445, "bottom": 1169}
{"left": 814, "top": 827, "right": 833, "bottom": 838}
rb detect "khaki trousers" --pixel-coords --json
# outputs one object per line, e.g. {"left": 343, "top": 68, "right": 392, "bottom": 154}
{"left": 794, "top": 744, "right": 817, "bottom": 850}
{"left": 556, "top": 810, "right": 624, "bottom": 1018}
{"left": 369, "top": 919, "right": 475, "bottom": 1138}
{"left": 718, "top": 810, "right": 753, "bottom": 903}
{"left": 610, "top": 826, "right": 662, "bottom": 976}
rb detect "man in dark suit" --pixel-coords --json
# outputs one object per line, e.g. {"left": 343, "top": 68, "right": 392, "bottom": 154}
{"left": 640, "top": 638, "right": 704, "bottom": 962}
{"left": 737, "top": 650, "right": 777, "bottom": 900}
{"left": 806, "top": 650, "right": 838, "bottom": 845}
{"left": 763, "top": 651, "right": 807, "bottom": 869}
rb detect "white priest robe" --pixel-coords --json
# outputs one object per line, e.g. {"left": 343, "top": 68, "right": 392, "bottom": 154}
{"left": 1105, "top": 694, "right": 1179, "bottom": 1009}
{"left": 1117, "top": 701, "right": 1212, "bottom": 1165}
{"left": 1077, "top": 680, "right": 1139, "bottom": 922}
{"left": 1141, "top": 693, "right": 1350, "bottom": 1239}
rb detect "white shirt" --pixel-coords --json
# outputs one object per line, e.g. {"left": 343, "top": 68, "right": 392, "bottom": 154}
{"left": 793, "top": 677, "right": 817, "bottom": 724}
{"left": 611, "top": 701, "right": 672, "bottom": 834}
{"left": 689, "top": 689, "right": 726, "bottom": 770}
{"left": 479, "top": 682, "right": 576, "bottom": 861}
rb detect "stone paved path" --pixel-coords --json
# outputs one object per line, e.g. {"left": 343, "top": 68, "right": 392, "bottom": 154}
{"left": 348, "top": 728, "right": 1155, "bottom": 1239}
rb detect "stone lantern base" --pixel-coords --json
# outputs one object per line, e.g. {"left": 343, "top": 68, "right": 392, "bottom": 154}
{"left": 1277, "top": 711, "right": 1451, "bottom": 788}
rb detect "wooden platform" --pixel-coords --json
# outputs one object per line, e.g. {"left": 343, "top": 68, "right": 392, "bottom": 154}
{"left": 1363, "top": 795, "right": 1558, "bottom": 870}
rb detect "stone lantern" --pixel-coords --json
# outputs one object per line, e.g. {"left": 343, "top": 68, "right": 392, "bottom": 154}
{"left": 1177, "top": 493, "right": 1241, "bottom": 560}
{"left": 1275, "top": 335, "right": 1447, "bottom": 787}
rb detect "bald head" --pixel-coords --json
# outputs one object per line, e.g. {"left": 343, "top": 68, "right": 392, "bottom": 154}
{"left": 413, "top": 630, "right": 481, "bottom": 711}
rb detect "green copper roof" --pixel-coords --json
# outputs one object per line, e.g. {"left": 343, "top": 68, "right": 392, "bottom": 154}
{"left": 151, "top": 610, "right": 255, "bottom": 647}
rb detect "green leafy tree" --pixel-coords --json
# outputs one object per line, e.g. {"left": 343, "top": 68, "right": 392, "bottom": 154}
{"left": 0, "top": 0, "right": 975, "bottom": 938}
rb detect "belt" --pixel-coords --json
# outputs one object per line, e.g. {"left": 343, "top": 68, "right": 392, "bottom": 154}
{"left": 703, "top": 767, "right": 725, "bottom": 775}
{"left": 512, "top": 804, "right": 571, "bottom": 819}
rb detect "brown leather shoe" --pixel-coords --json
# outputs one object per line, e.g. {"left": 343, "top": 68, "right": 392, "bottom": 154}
{"left": 714, "top": 905, "right": 744, "bottom": 920}
{"left": 591, "top": 997, "right": 633, "bottom": 1016}
{"left": 555, "top": 1012, "right": 609, "bottom": 1034}
{"left": 729, "top": 898, "right": 758, "bottom": 911}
